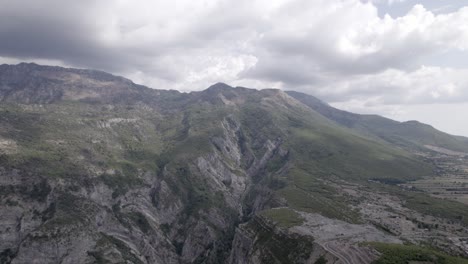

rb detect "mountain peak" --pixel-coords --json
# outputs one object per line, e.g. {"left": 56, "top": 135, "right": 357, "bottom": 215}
{"left": 3, "top": 63, "right": 468, "bottom": 263}
{"left": 206, "top": 82, "right": 233, "bottom": 91}
{"left": 0, "top": 63, "right": 147, "bottom": 104}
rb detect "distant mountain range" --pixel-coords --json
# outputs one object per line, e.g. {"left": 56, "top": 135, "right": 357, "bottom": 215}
{"left": 1, "top": 63, "right": 467, "bottom": 264}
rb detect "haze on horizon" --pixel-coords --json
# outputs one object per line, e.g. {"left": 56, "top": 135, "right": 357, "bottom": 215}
{"left": 1, "top": 0, "right": 467, "bottom": 136}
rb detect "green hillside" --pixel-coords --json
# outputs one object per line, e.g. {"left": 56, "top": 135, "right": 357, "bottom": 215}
{"left": 287, "top": 90, "right": 468, "bottom": 153}
{"left": 1, "top": 64, "right": 465, "bottom": 263}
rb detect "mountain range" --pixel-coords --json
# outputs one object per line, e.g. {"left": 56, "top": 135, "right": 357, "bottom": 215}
{"left": 1, "top": 63, "right": 468, "bottom": 264}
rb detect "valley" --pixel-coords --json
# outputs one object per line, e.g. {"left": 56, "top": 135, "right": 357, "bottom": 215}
{"left": 263, "top": 174, "right": 468, "bottom": 263}
{"left": 404, "top": 147, "right": 468, "bottom": 205}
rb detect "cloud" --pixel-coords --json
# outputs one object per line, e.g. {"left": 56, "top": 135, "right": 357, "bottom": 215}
{"left": 244, "top": 2, "right": 468, "bottom": 85}
{"left": 0, "top": 1, "right": 119, "bottom": 68}
{"left": 365, "top": 0, "right": 407, "bottom": 5}
{"left": 0, "top": 0, "right": 468, "bottom": 103}
{"left": 298, "top": 66, "right": 468, "bottom": 105}
{"left": 388, "top": 0, "right": 407, "bottom": 4}
{"left": 0, "top": 0, "right": 256, "bottom": 81}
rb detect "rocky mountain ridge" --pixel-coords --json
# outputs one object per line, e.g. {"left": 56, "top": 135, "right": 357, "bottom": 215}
{"left": 1, "top": 63, "right": 468, "bottom": 264}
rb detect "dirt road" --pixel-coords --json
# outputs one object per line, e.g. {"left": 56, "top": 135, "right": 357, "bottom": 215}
{"left": 321, "top": 241, "right": 377, "bottom": 264}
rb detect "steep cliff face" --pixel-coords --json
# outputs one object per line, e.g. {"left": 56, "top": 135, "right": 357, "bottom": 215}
{"left": 228, "top": 216, "right": 320, "bottom": 264}
{"left": 0, "top": 107, "right": 271, "bottom": 263}
{"left": 0, "top": 65, "right": 300, "bottom": 263}
{"left": 0, "top": 113, "right": 265, "bottom": 263}
{"left": 1, "top": 63, "right": 466, "bottom": 264}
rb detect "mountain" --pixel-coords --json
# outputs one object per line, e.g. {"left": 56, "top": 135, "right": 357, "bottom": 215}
{"left": 286, "top": 90, "right": 468, "bottom": 152}
{"left": 1, "top": 63, "right": 468, "bottom": 264}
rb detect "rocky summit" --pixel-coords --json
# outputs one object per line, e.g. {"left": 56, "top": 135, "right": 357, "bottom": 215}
{"left": 1, "top": 63, "right": 468, "bottom": 264}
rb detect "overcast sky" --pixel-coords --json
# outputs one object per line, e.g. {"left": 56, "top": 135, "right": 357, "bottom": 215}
{"left": 1, "top": 0, "right": 468, "bottom": 136}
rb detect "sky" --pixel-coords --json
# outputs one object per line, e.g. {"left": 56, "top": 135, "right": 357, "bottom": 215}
{"left": 1, "top": 0, "right": 468, "bottom": 136}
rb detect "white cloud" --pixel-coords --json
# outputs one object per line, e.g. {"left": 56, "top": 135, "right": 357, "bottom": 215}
{"left": 303, "top": 66, "right": 468, "bottom": 105}
{"left": 1, "top": 0, "right": 468, "bottom": 134}
{"left": 366, "top": 0, "right": 408, "bottom": 5}
{"left": 388, "top": 0, "right": 407, "bottom": 5}
{"left": 385, "top": 66, "right": 464, "bottom": 105}
{"left": 245, "top": 2, "right": 468, "bottom": 83}
{"left": 2, "top": 0, "right": 468, "bottom": 90}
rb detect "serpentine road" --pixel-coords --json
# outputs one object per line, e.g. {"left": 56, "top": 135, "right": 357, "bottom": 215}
{"left": 321, "top": 241, "right": 376, "bottom": 264}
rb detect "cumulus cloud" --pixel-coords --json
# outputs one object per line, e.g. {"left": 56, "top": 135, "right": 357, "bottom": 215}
{"left": 368, "top": 0, "right": 407, "bottom": 5}
{"left": 299, "top": 66, "right": 468, "bottom": 104}
{"left": 1, "top": 0, "right": 468, "bottom": 135}
{"left": 244, "top": 2, "right": 468, "bottom": 84}
{"left": 0, "top": 0, "right": 261, "bottom": 87}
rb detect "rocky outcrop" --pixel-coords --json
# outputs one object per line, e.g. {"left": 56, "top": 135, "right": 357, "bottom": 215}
{"left": 2, "top": 63, "right": 461, "bottom": 264}
{"left": 0, "top": 105, "right": 288, "bottom": 264}
{"left": 228, "top": 216, "right": 319, "bottom": 264}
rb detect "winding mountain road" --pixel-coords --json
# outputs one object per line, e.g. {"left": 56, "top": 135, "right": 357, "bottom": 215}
{"left": 321, "top": 241, "right": 376, "bottom": 264}
{"left": 322, "top": 241, "right": 352, "bottom": 264}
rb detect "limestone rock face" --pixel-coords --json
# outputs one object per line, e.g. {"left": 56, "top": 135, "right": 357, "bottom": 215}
{"left": 227, "top": 216, "right": 320, "bottom": 264}
{"left": 1, "top": 63, "right": 466, "bottom": 264}
{"left": 0, "top": 64, "right": 294, "bottom": 264}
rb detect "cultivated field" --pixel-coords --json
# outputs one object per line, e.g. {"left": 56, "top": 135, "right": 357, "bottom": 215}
{"left": 404, "top": 148, "right": 468, "bottom": 205}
